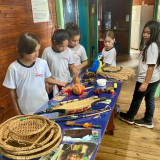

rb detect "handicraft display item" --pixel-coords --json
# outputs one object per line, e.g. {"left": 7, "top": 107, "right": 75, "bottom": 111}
{"left": 97, "top": 66, "right": 135, "bottom": 81}
{"left": 87, "top": 53, "right": 103, "bottom": 72}
{"left": 0, "top": 115, "right": 62, "bottom": 160}
{"left": 35, "top": 96, "right": 106, "bottom": 115}
{"left": 82, "top": 73, "right": 97, "bottom": 84}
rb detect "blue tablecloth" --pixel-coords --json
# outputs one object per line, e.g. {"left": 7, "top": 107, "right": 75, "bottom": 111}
{"left": 1, "top": 74, "right": 122, "bottom": 160}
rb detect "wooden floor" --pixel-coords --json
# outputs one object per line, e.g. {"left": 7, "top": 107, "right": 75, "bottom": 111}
{"left": 95, "top": 51, "right": 160, "bottom": 160}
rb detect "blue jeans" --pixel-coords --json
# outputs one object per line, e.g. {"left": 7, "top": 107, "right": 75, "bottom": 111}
{"left": 127, "top": 80, "right": 160, "bottom": 122}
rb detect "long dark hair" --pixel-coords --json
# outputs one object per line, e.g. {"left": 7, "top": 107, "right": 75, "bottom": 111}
{"left": 51, "top": 29, "right": 69, "bottom": 45}
{"left": 65, "top": 22, "right": 81, "bottom": 41}
{"left": 139, "top": 20, "right": 160, "bottom": 66}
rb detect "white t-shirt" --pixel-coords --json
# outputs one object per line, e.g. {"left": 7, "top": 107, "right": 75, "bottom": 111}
{"left": 70, "top": 44, "right": 88, "bottom": 66}
{"left": 3, "top": 58, "right": 51, "bottom": 114}
{"left": 102, "top": 47, "right": 116, "bottom": 66}
{"left": 158, "top": 65, "right": 160, "bottom": 78}
{"left": 42, "top": 47, "right": 74, "bottom": 96}
{"left": 138, "top": 42, "right": 160, "bottom": 83}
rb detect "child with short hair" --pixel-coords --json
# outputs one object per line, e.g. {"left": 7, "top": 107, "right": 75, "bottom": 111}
{"left": 120, "top": 20, "right": 160, "bottom": 129}
{"left": 102, "top": 31, "right": 116, "bottom": 67}
{"left": 65, "top": 22, "right": 88, "bottom": 71}
{"left": 3, "top": 33, "right": 68, "bottom": 115}
{"left": 42, "top": 29, "right": 78, "bottom": 96}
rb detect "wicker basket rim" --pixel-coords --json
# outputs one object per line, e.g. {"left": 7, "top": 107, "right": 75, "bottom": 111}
{"left": 0, "top": 116, "right": 52, "bottom": 146}
{"left": 0, "top": 122, "right": 55, "bottom": 151}
{"left": 8, "top": 116, "right": 48, "bottom": 136}
{"left": 0, "top": 134, "right": 62, "bottom": 160}
{"left": 0, "top": 115, "right": 61, "bottom": 153}
{"left": 0, "top": 122, "right": 61, "bottom": 153}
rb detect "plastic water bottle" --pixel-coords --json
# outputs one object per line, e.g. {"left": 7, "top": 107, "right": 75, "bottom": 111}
{"left": 116, "top": 22, "right": 119, "bottom": 29}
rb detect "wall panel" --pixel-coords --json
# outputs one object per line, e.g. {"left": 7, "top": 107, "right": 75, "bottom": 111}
{"left": 0, "top": 0, "right": 57, "bottom": 123}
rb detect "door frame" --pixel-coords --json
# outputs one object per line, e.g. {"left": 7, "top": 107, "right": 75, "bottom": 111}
{"left": 128, "top": 0, "right": 133, "bottom": 53}
{"left": 55, "top": 0, "right": 91, "bottom": 65}
{"left": 153, "top": 0, "right": 159, "bottom": 20}
{"left": 55, "top": 0, "right": 64, "bottom": 29}
{"left": 94, "top": 0, "right": 98, "bottom": 55}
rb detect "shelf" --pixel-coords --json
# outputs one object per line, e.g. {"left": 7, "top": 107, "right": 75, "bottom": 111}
{"left": 101, "top": 28, "right": 125, "bottom": 32}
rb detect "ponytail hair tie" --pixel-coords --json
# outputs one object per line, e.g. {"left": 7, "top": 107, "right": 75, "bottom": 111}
{"left": 56, "top": 26, "right": 61, "bottom": 31}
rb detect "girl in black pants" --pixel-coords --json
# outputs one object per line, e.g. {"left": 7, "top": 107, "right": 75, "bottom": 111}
{"left": 120, "top": 20, "right": 160, "bottom": 129}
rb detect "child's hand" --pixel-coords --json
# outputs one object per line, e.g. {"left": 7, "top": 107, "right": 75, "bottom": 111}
{"left": 45, "top": 83, "right": 52, "bottom": 93}
{"left": 60, "top": 82, "right": 69, "bottom": 87}
{"left": 73, "top": 70, "right": 79, "bottom": 77}
{"left": 138, "top": 83, "right": 147, "bottom": 92}
{"left": 76, "top": 65, "right": 81, "bottom": 71}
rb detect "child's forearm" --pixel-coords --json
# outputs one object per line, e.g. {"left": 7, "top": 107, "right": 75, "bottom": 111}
{"left": 145, "top": 64, "right": 155, "bottom": 84}
{"left": 76, "top": 60, "right": 88, "bottom": 70}
{"left": 9, "top": 89, "right": 22, "bottom": 115}
{"left": 45, "top": 78, "right": 62, "bottom": 86}
{"left": 69, "top": 64, "right": 79, "bottom": 75}
{"left": 45, "top": 77, "right": 69, "bottom": 87}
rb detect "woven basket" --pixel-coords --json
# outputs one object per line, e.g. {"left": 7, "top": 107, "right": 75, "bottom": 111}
{"left": 0, "top": 115, "right": 52, "bottom": 150}
{"left": 0, "top": 119, "right": 56, "bottom": 151}
{"left": 0, "top": 134, "right": 62, "bottom": 160}
{"left": 0, "top": 115, "right": 48, "bottom": 143}
{"left": 8, "top": 116, "right": 47, "bottom": 136}
{"left": 0, "top": 114, "right": 62, "bottom": 159}
{"left": 3, "top": 123, "right": 61, "bottom": 155}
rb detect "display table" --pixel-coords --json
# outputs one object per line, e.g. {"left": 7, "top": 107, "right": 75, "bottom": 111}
{"left": 0, "top": 74, "right": 122, "bottom": 160}
{"left": 35, "top": 74, "right": 122, "bottom": 160}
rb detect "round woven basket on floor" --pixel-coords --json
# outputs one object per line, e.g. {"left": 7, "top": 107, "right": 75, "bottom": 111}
{"left": 0, "top": 114, "right": 62, "bottom": 160}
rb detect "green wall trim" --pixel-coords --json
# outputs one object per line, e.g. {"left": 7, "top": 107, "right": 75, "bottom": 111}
{"left": 128, "top": 0, "right": 133, "bottom": 54}
{"left": 94, "top": 0, "right": 98, "bottom": 55}
{"left": 155, "top": 84, "right": 160, "bottom": 98}
{"left": 85, "top": 0, "right": 91, "bottom": 65}
{"left": 55, "top": 0, "right": 64, "bottom": 29}
{"left": 153, "top": 0, "right": 159, "bottom": 20}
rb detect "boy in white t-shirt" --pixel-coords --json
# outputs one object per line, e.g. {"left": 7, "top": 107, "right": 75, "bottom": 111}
{"left": 102, "top": 31, "right": 116, "bottom": 66}
{"left": 65, "top": 22, "right": 88, "bottom": 71}
{"left": 3, "top": 33, "right": 68, "bottom": 115}
{"left": 42, "top": 29, "right": 78, "bottom": 97}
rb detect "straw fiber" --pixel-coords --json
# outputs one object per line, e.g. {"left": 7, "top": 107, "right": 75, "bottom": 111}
{"left": 0, "top": 114, "right": 62, "bottom": 159}
{"left": 97, "top": 67, "right": 135, "bottom": 81}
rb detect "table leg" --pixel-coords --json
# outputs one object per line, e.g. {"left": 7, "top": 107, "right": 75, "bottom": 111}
{"left": 105, "top": 107, "right": 115, "bottom": 136}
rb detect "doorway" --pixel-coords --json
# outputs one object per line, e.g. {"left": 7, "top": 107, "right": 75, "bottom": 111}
{"left": 129, "top": 0, "right": 155, "bottom": 55}
{"left": 157, "top": 0, "right": 160, "bottom": 21}
{"left": 129, "top": 0, "right": 157, "bottom": 54}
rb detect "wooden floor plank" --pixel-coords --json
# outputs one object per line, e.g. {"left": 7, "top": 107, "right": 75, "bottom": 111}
{"left": 96, "top": 145, "right": 160, "bottom": 160}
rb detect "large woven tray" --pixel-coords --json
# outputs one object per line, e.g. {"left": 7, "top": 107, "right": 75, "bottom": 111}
{"left": 97, "top": 67, "right": 135, "bottom": 81}
{"left": 0, "top": 114, "right": 62, "bottom": 159}
{"left": 0, "top": 119, "right": 56, "bottom": 151}
{"left": 0, "top": 135, "right": 62, "bottom": 160}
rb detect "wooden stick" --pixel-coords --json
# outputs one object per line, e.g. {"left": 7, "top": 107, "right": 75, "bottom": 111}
{"left": 55, "top": 107, "right": 112, "bottom": 122}
{"left": 65, "top": 121, "right": 101, "bottom": 128}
